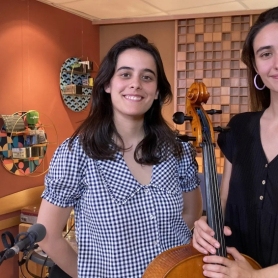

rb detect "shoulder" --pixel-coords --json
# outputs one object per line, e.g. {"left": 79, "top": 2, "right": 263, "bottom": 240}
{"left": 228, "top": 111, "right": 262, "bottom": 128}
{"left": 177, "top": 141, "right": 197, "bottom": 165}
{"left": 52, "top": 136, "right": 87, "bottom": 163}
{"left": 180, "top": 141, "right": 195, "bottom": 154}
{"left": 174, "top": 139, "right": 196, "bottom": 158}
{"left": 60, "top": 136, "right": 82, "bottom": 150}
{"left": 217, "top": 111, "right": 262, "bottom": 160}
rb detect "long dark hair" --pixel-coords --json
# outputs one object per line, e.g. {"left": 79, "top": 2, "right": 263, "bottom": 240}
{"left": 69, "top": 34, "right": 182, "bottom": 164}
{"left": 241, "top": 6, "right": 278, "bottom": 111}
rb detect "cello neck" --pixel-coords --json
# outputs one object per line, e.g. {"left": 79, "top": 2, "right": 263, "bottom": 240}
{"left": 203, "top": 141, "right": 226, "bottom": 257}
{"left": 198, "top": 108, "right": 226, "bottom": 257}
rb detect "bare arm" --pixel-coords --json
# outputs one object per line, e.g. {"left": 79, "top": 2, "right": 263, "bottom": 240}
{"left": 220, "top": 158, "right": 232, "bottom": 216}
{"left": 182, "top": 186, "right": 203, "bottom": 230}
{"left": 37, "top": 199, "right": 78, "bottom": 278}
{"left": 192, "top": 158, "right": 232, "bottom": 254}
{"left": 253, "top": 264, "right": 278, "bottom": 278}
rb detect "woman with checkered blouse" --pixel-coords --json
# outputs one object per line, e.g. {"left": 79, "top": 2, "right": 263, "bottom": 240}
{"left": 37, "top": 34, "right": 203, "bottom": 278}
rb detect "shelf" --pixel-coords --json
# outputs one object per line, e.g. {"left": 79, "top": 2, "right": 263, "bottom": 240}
{"left": 30, "top": 143, "right": 48, "bottom": 147}
{"left": 60, "top": 57, "right": 95, "bottom": 112}
{"left": 62, "top": 93, "right": 91, "bottom": 97}
{"left": 62, "top": 85, "right": 93, "bottom": 92}
{"left": 0, "top": 111, "right": 57, "bottom": 176}
{"left": 63, "top": 70, "right": 97, "bottom": 75}
{"left": 12, "top": 145, "right": 46, "bottom": 159}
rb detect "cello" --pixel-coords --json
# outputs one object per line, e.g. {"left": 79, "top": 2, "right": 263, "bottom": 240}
{"left": 142, "top": 82, "right": 261, "bottom": 277}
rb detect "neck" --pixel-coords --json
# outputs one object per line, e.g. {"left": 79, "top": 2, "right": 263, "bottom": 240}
{"left": 113, "top": 115, "right": 145, "bottom": 148}
{"left": 264, "top": 91, "right": 278, "bottom": 120}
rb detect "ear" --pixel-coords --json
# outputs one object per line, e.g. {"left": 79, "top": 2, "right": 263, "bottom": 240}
{"left": 154, "top": 90, "right": 159, "bottom": 99}
{"left": 104, "top": 83, "right": 111, "bottom": 93}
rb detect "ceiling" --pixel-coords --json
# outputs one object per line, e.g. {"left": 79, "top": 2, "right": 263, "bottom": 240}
{"left": 36, "top": 0, "right": 276, "bottom": 24}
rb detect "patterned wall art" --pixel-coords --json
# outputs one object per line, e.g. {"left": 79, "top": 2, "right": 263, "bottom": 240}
{"left": 60, "top": 57, "right": 93, "bottom": 112}
{"left": 0, "top": 111, "right": 54, "bottom": 176}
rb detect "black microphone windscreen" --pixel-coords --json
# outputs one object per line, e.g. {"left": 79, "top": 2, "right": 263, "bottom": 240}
{"left": 27, "top": 223, "right": 46, "bottom": 242}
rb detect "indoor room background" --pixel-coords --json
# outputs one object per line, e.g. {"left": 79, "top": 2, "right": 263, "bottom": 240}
{"left": 0, "top": 0, "right": 264, "bottom": 277}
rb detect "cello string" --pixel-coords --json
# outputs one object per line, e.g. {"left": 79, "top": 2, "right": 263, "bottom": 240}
{"left": 206, "top": 126, "right": 226, "bottom": 256}
{"left": 208, "top": 141, "right": 226, "bottom": 256}
{"left": 204, "top": 138, "right": 226, "bottom": 256}
{"left": 199, "top": 109, "right": 226, "bottom": 257}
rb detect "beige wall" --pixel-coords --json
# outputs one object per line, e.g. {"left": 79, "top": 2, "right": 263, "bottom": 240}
{"left": 100, "top": 21, "right": 176, "bottom": 127}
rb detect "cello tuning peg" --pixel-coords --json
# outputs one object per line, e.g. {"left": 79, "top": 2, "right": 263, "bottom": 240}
{"left": 213, "top": 126, "right": 231, "bottom": 133}
{"left": 206, "top": 109, "right": 222, "bottom": 115}
{"left": 177, "top": 134, "right": 196, "bottom": 142}
{"left": 173, "top": 112, "right": 193, "bottom": 124}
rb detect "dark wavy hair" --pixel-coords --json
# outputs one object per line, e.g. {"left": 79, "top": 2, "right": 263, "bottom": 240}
{"left": 69, "top": 34, "right": 182, "bottom": 164}
{"left": 241, "top": 6, "right": 278, "bottom": 111}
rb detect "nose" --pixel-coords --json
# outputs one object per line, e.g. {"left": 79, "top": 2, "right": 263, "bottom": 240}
{"left": 129, "top": 76, "right": 142, "bottom": 90}
{"left": 275, "top": 53, "right": 278, "bottom": 70}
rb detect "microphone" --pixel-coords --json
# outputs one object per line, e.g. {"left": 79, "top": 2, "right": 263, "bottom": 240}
{"left": 0, "top": 223, "right": 46, "bottom": 264}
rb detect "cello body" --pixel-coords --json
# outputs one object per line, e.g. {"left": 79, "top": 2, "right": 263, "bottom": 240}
{"left": 143, "top": 82, "right": 261, "bottom": 277}
{"left": 143, "top": 242, "right": 261, "bottom": 278}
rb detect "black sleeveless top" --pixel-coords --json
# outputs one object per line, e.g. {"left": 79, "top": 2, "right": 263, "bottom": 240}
{"left": 217, "top": 111, "right": 278, "bottom": 268}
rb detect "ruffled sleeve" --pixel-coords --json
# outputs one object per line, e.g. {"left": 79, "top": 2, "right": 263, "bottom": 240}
{"left": 42, "top": 137, "right": 88, "bottom": 207}
{"left": 178, "top": 142, "right": 200, "bottom": 192}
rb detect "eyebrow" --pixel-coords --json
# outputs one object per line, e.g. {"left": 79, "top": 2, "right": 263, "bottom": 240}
{"left": 116, "top": 66, "right": 156, "bottom": 76}
{"left": 255, "top": 45, "right": 272, "bottom": 55}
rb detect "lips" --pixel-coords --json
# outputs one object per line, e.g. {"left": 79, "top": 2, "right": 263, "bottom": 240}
{"left": 124, "top": 95, "right": 143, "bottom": 100}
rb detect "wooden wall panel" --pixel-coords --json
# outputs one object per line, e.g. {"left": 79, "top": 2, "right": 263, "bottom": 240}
{"left": 175, "top": 14, "right": 259, "bottom": 173}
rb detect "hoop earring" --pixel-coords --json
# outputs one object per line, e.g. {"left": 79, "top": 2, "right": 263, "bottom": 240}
{"left": 254, "top": 74, "right": 265, "bottom": 90}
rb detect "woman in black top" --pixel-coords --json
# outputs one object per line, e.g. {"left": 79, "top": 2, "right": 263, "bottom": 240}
{"left": 192, "top": 6, "right": 278, "bottom": 278}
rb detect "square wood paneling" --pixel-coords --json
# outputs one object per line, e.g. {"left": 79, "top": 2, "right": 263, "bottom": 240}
{"left": 175, "top": 14, "right": 259, "bottom": 173}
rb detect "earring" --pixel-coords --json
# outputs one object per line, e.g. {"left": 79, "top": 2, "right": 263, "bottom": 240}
{"left": 254, "top": 74, "right": 265, "bottom": 90}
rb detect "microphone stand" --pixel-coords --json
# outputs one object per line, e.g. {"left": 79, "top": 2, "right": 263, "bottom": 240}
{"left": 0, "top": 252, "right": 6, "bottom": 265}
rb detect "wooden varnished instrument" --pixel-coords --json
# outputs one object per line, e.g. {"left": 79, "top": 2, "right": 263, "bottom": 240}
{"left": 143, "top": 82, "right": 261, "bottom": 278}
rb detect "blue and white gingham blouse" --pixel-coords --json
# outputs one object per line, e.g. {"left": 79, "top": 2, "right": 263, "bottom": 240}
{"left": 42, "top": 137, "right": 199, "bottom": 278}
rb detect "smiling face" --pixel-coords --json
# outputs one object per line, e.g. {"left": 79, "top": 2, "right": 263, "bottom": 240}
{"left": 105, "top": 48, "right": 159, "bottom": 122}
{"left": 253, "top": 22, "right": 278, "bottom": 94}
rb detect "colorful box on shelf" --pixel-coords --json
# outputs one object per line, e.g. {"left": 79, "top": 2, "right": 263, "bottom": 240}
{"left": 25, "top": 130, "right": 46, "bottom": 145}
{"left": 72, "top": 64, "right": 87, "bottom": 73}
{"left": 62, "top": 84, "right": 83, "bottom": 95}
{"left": 0, "top": 114, "right": 25, "bottom": 133}
{"left": 71, "top": 61, "right": 93, "bottom": 74}
{"left": 12, "top": 146, "right": 45, "bottom": 159}
{"left": 12, "top": 148, "right": 27, "bottom": 159}
{"left": 79, "top": 61, "right": 93, "bottom": 73}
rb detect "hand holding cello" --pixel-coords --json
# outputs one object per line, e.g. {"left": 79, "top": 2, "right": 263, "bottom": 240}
{"left": 192, "top": 216, "right": 232, "bottom": 255}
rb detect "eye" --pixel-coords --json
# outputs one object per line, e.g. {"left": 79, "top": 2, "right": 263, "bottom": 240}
{"left": 142, "top": 75, "right": 153, "bottom": 81}
{"left": 120, "top": 72, "right": 131, "bottom": 78}
{"left": 260, "top": 52, "right": 272, "bottom": 59}
{"left": 142, "top": 71, "right": 156, "bottom": 82}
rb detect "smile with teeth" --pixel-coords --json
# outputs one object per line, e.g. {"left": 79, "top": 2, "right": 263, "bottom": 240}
{"left": 124, "top": 95, "right": 143, "bottom": 100}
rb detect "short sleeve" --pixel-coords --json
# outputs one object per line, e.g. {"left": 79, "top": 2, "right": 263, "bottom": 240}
{"left": 217, "top": 114, "right": 241, "bottom": 163}
{"left": 178, "top": 142, "right": 200, "bottom": 192}
{"left": 41, "top": 137, "right": 87, "bottom": 207}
